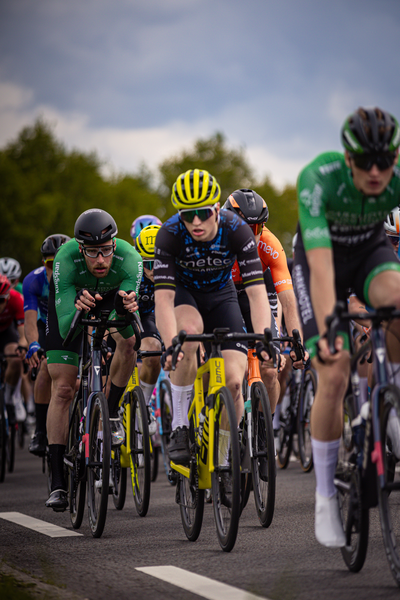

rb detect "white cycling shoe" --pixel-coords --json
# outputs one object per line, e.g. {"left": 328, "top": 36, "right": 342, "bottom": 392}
{"left": 387, "top": 409, "right": 400, "bottom": 460}
{"left": 315, "top": 491, "right": 346, "bottom": 548}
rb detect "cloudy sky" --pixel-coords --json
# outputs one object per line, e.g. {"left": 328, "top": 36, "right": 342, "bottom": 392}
{"left": 1, "top": 0, "right": 399, "bottom": 189}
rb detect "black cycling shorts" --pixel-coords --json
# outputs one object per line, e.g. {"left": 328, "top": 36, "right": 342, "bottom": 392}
{"left": 0, "top": 323, "right": 19, "bottom": 353}
{"left": 174, "top": 279, "right": 247, "bottom": 354}
{"left": 141, "top": 312, "right": 162, "bottom": 343}
{"left": 293, "top": 227, "right": 400, "bottom": 359}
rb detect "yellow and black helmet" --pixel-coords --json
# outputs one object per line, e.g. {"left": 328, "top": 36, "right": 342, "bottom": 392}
{"left": 135, "top": 224, "right": 161, "bottom": 259}
{"left": 171, "top": 169, "right": 221, "bottom": 210}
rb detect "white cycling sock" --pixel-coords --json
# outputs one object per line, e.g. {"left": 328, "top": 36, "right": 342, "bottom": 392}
{"left": 311, "top": 437, "right": 340, "bottom": 498}
{"left": 273, "top": 403, "right": 281, "bottom": 430}
{"left": 171, "top": 383, "right": 193, "bottom": 430}
{"left": 389, "top": 363, "right": 400, "bottom": 388}
{"left": 139, "top": 379, "right": 155, "bottom": 405}
{"left": 358, "top": 377, "right": 368, "bottom": 405}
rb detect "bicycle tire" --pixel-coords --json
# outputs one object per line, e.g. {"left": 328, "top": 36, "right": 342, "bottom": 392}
{"left": 67, "top": 397, "right": 86, "bottom": 529}
{"left": 112, "top": 449, "right": 127, "bottom": 510}
{"left": 337, "top": 467, "right": 369, "bottom": 572}
{"left": 7, "top": 422, "right": 15, "bottom": 473}
{"left": 17, "top": 421, "right": 25, "bottom": 449}
{"left": 0, "top": 389, "right": 6, "bottom": 483}
{"left": 159, "top": 379, "right": 173, "bottom": 475}
{"left": 211, "top": 386, "right": 241, "bottom": 552}
{"left": 87, "top": 392, "right": 111, "bottom": 538}
{"left": 178, "top": 411, "right": 204, "bottom": 541}
{"left": 250, "top": 382, "right": 276, "bottom": 527}
{"left": 150, "top": 445, "right": 159, "bottom": 482}
{"left": 377, "top": 385, "right": 400, "bottom": 586}
{"left": 277, "top": 392, "right": 294, "bottom": 469}
{"left": 297, "top": 369, "right": 316, "bottom": 473}
{"left": 130, "top": 387, "right": 151, "bottom": 517}
{"left": 239, "top": 472, "right": 252, "bottom": 516}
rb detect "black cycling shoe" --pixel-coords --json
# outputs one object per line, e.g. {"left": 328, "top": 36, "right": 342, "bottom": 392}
{"left": 45, "top": 489, "right": 68, "bottom": 512}
{"left": 29, "top": 432, "right": 47, "bottom": 456}
{"left": 168, "top": 426, "right": 190, "bottom": 465}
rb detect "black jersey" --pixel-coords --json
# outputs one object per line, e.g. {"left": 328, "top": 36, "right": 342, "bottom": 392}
{"left": 154, "top": 210, "right": 264, "bottom": 293}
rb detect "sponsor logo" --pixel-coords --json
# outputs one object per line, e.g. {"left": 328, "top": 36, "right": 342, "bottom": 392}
{"left": 61, "top": 355, "right": 73, "bottom": 361}
{"left": 154, "top": 259, "right": 168, "bottom": 269}
{"left": 242, "top": 238, "right": 256, "bottom": 252}
{"left": 258, "top": 240, "right": 279, "bottom": 260}
{"left": 215, "top": 360, "right": 223, "bottom": 384}
{"left": 299, "top": 184, "right": 323, "bottom": 217}
{"left": 94, "top": 366, "right": 101, "bottom": 375}
{"left": 180, "top": 257, "right": 232, "bottom": 269}
{"left": 318, "top": 160, "right": 341, "bottom": 176}
{"left": 293, "top": 264, "right": 313, "bottom": 325}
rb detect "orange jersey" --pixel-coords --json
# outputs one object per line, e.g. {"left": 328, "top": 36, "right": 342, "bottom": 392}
{"left": 231, "top": 227, "right": 292, "bottom": 293}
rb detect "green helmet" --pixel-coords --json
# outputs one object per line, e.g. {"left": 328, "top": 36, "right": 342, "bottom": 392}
{"left": 341, "top": 107, "right": 400, "bottom": 154}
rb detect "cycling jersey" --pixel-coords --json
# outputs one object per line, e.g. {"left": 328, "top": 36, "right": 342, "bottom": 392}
{"left": 23, "top": 266, "right": 49, "bottom": 324}
{"left": 154, "top": 210, "right": 264, "bottom": 292}
{"left": 52, "top": 238, "right": 143, "bottom": 339}
{"left": 0, "top": 289, "right": 24, "bottom": 333}
{"left": 138, "top": 274, "right": 154, "bottom": 316}
{"left": 298, "top": 151, "right": 400, "bottom": 251}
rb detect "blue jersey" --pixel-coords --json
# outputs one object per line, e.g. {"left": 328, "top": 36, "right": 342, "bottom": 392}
{"left": 138, "top": 274, "right": 155, "bottom": 316}
{"left": 22, "top": 266, "right": 50, "bottom": 324}
{"left": 154, "top": 210, "right": 264, "bottom": 293}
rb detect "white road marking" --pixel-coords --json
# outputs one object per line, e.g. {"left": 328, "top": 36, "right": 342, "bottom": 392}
{"left": 136, "top": 566, "right": 271, "bottom": 600}
{"left": 0, "top": 512, "right": 83, "bottom": 537}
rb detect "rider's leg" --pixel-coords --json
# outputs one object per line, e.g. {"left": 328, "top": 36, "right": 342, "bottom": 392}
{"left": 222, "top": 349, "right": 247, "bottom": 425}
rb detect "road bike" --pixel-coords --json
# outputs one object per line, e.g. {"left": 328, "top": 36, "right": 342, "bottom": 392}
{"left": 111, "top": 348, "right": 161, "bottom": 517}
{"left": 63, "top": 308, "right": 140, "bottom": 537}
{"left": 326, "top": 302, "right": 400, "bottom": 585}
{"left": 276, "top": 354, "right": 316, "bottom": 473}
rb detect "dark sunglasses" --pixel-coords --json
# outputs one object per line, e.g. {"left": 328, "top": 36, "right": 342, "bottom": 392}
{"left": 387, "top": 234, "right": 399, "bottom": 247}
{"left": 350, "top": 152, "right": 396, "bottom": 172}
{"left": 249, "top": 222, "right": 264, "bottom": 236}
{"left": 179, "top": 207, "right": 215, "bottom": 223}
{"left": 143, "top": 260, "right": 154, "bottom": 270}
{"left": 0, "top": 296, "right": 8, "bottom": 304}
{"left": 82, "top": 244, "right": 115, "bottom": 258}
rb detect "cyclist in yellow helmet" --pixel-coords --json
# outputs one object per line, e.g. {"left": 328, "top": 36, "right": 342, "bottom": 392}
{"left": 154, "top": 169, "right": 273, "bottom": 465}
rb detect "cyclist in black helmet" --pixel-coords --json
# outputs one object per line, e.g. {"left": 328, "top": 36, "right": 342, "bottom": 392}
{"left": 44, "top": 209, "right": 143, "bottom": 511}
{"left": 293, "top": 106, "right": 400, "bottom": 548}
{"left": 24, "top": 234, "right": 70, "bottom": 456}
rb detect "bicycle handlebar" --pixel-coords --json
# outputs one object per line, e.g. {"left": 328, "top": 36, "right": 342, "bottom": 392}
{"left": 62, "top": 308, "right": 143, "bottom": 351}
{"left": 31, "top": 348, "right": 45, "bottom": 381}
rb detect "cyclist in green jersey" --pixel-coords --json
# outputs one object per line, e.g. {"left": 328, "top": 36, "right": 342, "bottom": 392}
{"left": 293, "top": 107, "right": 400, "bottom": 548}
{"left": 45, "top": 209, "right": 142, "bottom": 511}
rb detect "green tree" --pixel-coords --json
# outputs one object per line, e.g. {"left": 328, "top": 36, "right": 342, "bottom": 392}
{"left": 158, "top": 132, "right": 255, "bottom": 219}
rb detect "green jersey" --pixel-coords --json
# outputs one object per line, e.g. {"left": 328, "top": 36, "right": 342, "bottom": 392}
{"left": 297, "top": 151, "right": 400, "bottom": 252}
{"left": 53, "top": 238, "right": 143, "bottom": 339}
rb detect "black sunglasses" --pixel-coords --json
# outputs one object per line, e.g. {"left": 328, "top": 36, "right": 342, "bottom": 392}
{"left": 143, "top": 260, "right": 154, "bottom": 270}
{"left": 387, "top": 234, "right": 399, "bottom": 247}
{"left": 350, "top": 152, "right": 396, "bottom": 172}
{"left": 179, "top": 207, "right": 215, "bottom": 223}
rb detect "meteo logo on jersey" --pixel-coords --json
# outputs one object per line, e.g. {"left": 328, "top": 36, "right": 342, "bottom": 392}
{"left": 258, "top": 240, "right": 279, "bottom": 260}
{"left": 182, "top": 257, "right": 232, "bottom": 268}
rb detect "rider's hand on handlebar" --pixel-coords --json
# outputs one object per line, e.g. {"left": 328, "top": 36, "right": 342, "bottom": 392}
{"left": 115, "top": 289, "right": 138, "bottom": 315}
{"left": 75, "top": 289, "right": 103, "bottom": 312}
{"left": 317, "top": 334, "right": 344, "bottom": 364}
{"left": 290, "top": 348, "right": 309, "bottom": 370}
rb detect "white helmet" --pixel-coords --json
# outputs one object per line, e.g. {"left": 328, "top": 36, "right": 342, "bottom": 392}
{"left": 0, "top": 257, "right": 22, "bottom": 281}
{"left": 384, "top": 207, "right": 400, "bottom": 234}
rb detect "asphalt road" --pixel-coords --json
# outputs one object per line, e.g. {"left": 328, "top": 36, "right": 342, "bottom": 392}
{"left": 1, "top": 442, "right": 399, "bottom": 600}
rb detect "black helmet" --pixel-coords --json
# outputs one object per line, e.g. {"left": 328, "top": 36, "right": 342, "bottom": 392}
{"left": 341, "top": 107, "right": 400, "bottom": 154}
{"left": 74, "top": 209, "right": 118, "bottom": 244}
{"left": 41, "top": 234, "right": 71, "bottom": 257}
{"left": 223, "top": 189, "right": 269, "bottom": 224}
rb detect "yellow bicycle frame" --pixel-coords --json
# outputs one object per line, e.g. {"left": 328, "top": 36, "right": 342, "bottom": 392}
{"left": 170, "top": 354, "right": 226, "bottom": 490}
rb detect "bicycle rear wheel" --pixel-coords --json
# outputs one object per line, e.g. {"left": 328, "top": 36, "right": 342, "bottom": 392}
{"left": 159, "top": 379, "right": 173, "bottom": 475}
{"left": 130, "top": 388, "right": 151, "bottom": 517}
{"left": 298, "top": 369, "right": 316, "bottom": 473}
{"left": 87, "top": 392, "right": 111, "bottom": 538}
{"left": 377, "top": 385, "right": 400, "bottom": 586}
{"left": 277, "top": 393, "right": 293, "bottom": 469}
{"left": 0, "top": 390, "right": 6, "bottom": 483}
{"left": 112, "top": 448, "right": 127, "bottom": 510}
{"left": 150, "top": 445, "right": 159, "bottom": 482}
{"left": 211, "top": 387, "right": 241, "bottom": 552}
{"left": 178, "top": 412, "right": 204, "bottom": 541}
{"left": 6, "top": 404, "right": 15, "bottom": 473}
{"left": 250, "top": 381, "right": 276, "bottom": 527}
{"left": 67, "top": 397, "right": 86, "bottom": 530}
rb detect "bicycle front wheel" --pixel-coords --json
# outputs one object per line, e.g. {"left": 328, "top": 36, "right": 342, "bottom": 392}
{"left": 159, "top": 378, "right": 173, "bottom": 476}
{"left": 67, "top": 397, "right": 86, "bottom": 529}
{"left": 130, "top": 388, "right": 151, "bottom": 517}
{"left": 112, "top": 448, "right": 127, "bottom": 510}
{"left": 211, "top": 387, "right": 241, "bottom": 552}
{"left": 6, "top": 423, "right": 15, "bottom": 473}
{"left": 87, "top": 392, "right": 111, "bottom": 538}
{"left": 250, "top": 381, "right": 276, "bottom": 527}
{"left": 377, "top": 385, "right": 400, "bottom": 586}
{"left": 298, "top": 369, "right": 316, "bottom": 473}
{"left": 277, "top": 392, "right": 293, "bottom": 469}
